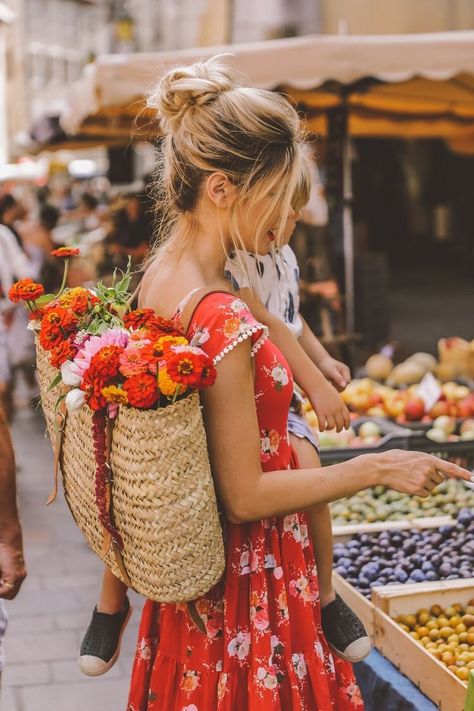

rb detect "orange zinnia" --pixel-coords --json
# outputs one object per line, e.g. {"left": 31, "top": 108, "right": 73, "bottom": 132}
{"left": 49, "top": 337, "right": 76, "bottom": 368}
{"left": 51, "top": 247, "right": 80, "bottom": 258}
{"left": 39, "top": 306, "right": 78, "bottom": 350}
{"left": 123, "top": 374, "right": 158, "bottom": 409}
{"left": 8, "top": 279, "right": 44, "bottom": 303}
{"left": 59, "top": 287, "right": 99, "bottom": 315}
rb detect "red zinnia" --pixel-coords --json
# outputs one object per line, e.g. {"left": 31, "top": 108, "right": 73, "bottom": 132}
{"left": 39, "top": 306, "right": 78, "bottom": 350}
{"left": 80, "top": 369, "right": 108, "bottom": 411}
{"left": 123, "top": 374, "right": 158, "bottom": 409}
{"left": 8, "top": 279, "right": 45, "bottom": 303}
{"left": 199, "top": 362, "right": 217, "bottom": 388}
{"left": 51, "top": 247, "right": 80, "bottom": 258}
{"left": 88, "top": 345, "right": 123, "bottom": 381}
{"left": 123, "top": 309, "right": 157, "bottom": 331}
{"left": 49, "top": 337, "right": 76, "bottom": 369}
{"left": 149, "top": 315, "right": 185, "bottom": 337}
{"left": 165, "top": 350, "right": 204, "bottom": 388}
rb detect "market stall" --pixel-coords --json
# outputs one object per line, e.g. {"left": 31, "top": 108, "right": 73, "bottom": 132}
{"left": 58, "top": 31, "right": 474, "bottom": 339}
{"left": 57, "top": 33, "right": 474, "bottom": 709}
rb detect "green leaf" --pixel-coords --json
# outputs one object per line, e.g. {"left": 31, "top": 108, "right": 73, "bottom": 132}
{"left": 35, "top": 293, "right": 56, "bottom": 307}
{"left": 47, "top": 372, "right": 63, "bottom": 392}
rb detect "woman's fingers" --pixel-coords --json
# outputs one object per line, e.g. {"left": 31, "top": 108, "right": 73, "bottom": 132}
{"left": 430, "top": 456, "right": 473, "bottom": 482}
{"left": 430, "top": 469, "right": 446, "bottom": 487}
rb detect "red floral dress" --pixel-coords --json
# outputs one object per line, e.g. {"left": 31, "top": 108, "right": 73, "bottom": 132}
{"left": 127, "top": 292, "right": 364, "bottom": 711}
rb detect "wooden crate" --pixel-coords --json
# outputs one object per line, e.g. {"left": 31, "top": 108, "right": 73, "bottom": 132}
{"left": 332, "top": 515, "right": 453, "bottom": 543}
{"left": 373, "top": 580, "right": 474, "bottom": 711}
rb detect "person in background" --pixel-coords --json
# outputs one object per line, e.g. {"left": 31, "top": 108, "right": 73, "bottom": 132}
{"left": 0, "top": 222, "right": 34, "bottom": 419}
{"left": 0, "top": 404, "right": 27, "bottom": 683}
{"left": 108, "top": 193, "right": 152, "bottom": 264}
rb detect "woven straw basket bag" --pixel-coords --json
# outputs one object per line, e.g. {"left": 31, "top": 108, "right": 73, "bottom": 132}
{"left": 36, "top": 341, "right": 225, "bottom": 603}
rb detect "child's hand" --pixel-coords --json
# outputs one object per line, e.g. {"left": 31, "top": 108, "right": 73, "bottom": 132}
{"left": 308, "top": 381, "right": 351, "bottom": 432}
{"left": 317, "top": 355, "right": 351, "bottom": 393}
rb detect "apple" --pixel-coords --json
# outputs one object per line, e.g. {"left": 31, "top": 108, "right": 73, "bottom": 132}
{"left": 359, "top": 421, "right": 382, "bottom": 439}
{"left": 454, "top": 385, "right": 470, "bottom": 401}
{"left": 432, "top": 416, "right": 456, "bottom": 435}
{"left": 426, "top": 428, "right": 448, "bottom": 443}
{"left": 350, "top": 393, "right": 372, "bottom": 413}
{"left": 367, "top": 406, "right": 387, "bottom": 418}
{"left": 404, "top": 397, "right": 425, "bottom": 422}
{"left": 385, "top": 397, "right": 406, "bottom": 419}
{"left": 457, "top": 399, "right": 473, "bottom": 418}
{"left": 429, "top": 400, "right": 450, "bottom": 419}
{"left": 460, "top": 419, "right": 474, "bottom": 436}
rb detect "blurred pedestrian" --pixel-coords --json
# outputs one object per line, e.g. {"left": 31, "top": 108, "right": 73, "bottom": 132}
{"left": 108, "top": 193, "right": 152, "bottom": 263}
{"left": 0, "top": 404, "right": 27, "bottom": 683}
{"left": 0, "top": 224, "right": 35, "bottom": 419}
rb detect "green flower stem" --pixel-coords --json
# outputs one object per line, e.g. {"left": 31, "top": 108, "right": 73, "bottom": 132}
{"left": 56, "top": 259, "right": 69, "bottom": 297}
{"left": 171, "top": 385, "right": 180, "bottom": 405}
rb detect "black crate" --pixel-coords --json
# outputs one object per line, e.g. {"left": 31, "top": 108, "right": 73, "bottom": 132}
{"left": 320, "top": 417, "right": 412, "bottom": 465}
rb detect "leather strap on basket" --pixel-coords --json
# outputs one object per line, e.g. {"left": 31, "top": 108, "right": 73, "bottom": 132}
{"left": 47, "top": 400, "right": 68, "bottom": 505}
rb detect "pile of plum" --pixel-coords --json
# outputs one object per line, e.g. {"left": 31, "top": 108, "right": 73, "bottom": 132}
{"left": 333, "top": 509, "right": 474, "bottom": 598}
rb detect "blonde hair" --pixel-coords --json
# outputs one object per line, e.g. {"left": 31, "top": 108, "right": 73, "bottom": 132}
{"left": 147, "top": 55, "right": 307, "bottom": 265}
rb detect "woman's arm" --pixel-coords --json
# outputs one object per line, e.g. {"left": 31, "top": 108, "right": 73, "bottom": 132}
{"left": 238, "top": 287, "right": 350, "bottom": 431}
{"left": 201, "top": 339, "right": 471, "bottom": 524}
{"left": 0, "top": 407, "right": 26, "bottom": 599}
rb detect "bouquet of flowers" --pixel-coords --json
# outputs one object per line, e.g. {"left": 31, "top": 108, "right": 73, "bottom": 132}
{"left": 9, "top": 249, "right": 225, "bottom": 603}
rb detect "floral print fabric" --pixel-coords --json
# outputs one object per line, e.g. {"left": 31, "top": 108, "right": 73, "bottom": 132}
{"left": 127, "top": 292, "right": 363, "bottom": 711}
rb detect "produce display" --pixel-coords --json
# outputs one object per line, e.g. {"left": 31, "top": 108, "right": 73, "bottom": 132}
{"left": 340, "top": 377, "right": 474, "bottom": 421}
{"left": 393, "top": 602, "right": 474, "bottom": 683}
{"left": 331, "top": 480, "right": 474, "bottom": 525}
{"left": 365, "top": 338, "right": 474, "bottom": 385}
{"left": 315, "top": 419, "right": 386, "bottom": 449}
{"left": 333, "top": 510, "right": 474, "bottom": 598}
{"left": 426, "top": 417, "right": 474, "bottom": 444}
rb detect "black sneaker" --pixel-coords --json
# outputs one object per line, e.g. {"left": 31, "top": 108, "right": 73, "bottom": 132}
{"left": 321, "top": 594, "right": 371, "bottom": 663}
{"left": 78, "top": 597, "right": 132, "bottom": 676}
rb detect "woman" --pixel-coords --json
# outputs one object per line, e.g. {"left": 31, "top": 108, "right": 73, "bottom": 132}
{"left": 128, "top": 57, "right": 470, "bottom": 710}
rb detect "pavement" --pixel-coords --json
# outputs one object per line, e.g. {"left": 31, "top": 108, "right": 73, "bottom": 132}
{"left": 0, "top": 406, "right": 144, "bottom": 711}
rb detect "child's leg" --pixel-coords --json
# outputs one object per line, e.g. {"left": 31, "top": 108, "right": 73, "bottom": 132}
{"left": 78, "top": 566, "right": 130, "bottom": 676}
{"left": 289, "top": 429, "right": 371, "bottom": 662}
{"left": 98, "top": 566, "right": 128, "bottom": 614}
{"left": 289, "top": 433, "right": 335, "bottom": 608}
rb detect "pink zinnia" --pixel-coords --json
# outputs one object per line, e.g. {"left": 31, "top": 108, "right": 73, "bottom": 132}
{"left": 71, "top": 328, "right": 129, "bottom": 379}
{"left": 119, "top": 345, "right": 150, "bottom": 377}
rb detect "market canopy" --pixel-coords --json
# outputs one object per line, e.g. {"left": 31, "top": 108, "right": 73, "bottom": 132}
{"left": 60, "top": 31, "right": 474, "bottom": 145}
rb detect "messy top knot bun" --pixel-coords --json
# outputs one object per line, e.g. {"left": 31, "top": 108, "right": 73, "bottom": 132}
{"left": 147, "top": 55, "right": 308, "bottom": 264}
{"left": 149, "top": 55, "right": 237, "bottom": 134}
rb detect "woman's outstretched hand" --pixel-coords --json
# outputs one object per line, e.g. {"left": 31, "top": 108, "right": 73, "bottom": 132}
{"left": 372, "top": 450, "right": 473, "bottom": 498}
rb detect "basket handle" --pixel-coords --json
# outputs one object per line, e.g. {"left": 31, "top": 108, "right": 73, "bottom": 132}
{"left": 47, "top": 401, "right": 68, "bottom": 505}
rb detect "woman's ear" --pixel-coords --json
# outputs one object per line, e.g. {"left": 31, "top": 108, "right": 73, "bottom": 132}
{"left": 206, "top": 173, "right": 237, "bottom": 208}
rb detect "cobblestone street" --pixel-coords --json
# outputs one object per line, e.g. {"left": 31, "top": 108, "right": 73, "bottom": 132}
{"left": 1, "top": 408, "right": 143, "bottom": 711}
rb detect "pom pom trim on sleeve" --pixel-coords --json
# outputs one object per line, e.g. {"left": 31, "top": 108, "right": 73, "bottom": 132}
{"left": 213, "top": 324, "right": 268, "bottom": 364}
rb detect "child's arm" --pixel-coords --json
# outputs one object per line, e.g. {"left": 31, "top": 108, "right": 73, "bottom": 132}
{"left": 238, "top": 287, "right": 350, "bottom": 432}
{"left": 299, "top": 315, "right": 351, "bottom": 393}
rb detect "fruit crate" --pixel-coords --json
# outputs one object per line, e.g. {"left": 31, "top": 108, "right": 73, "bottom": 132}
{"left": 332, "top": 515, "right": 454, "bottom": 543}
{"left": 407, "top": 431, "right": 474, "bottom": 471}
{"left": 371, "top": 580, "right": 474, "bottom": 711}
{"left": 320, "top": 417, "right": 412, "bottom": 465}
